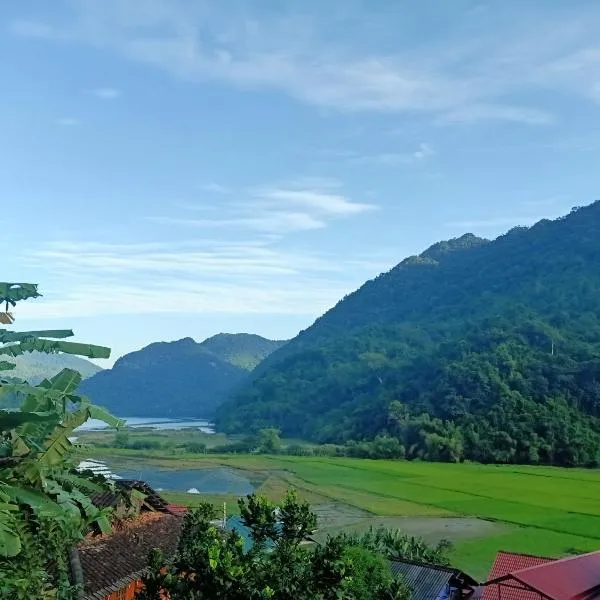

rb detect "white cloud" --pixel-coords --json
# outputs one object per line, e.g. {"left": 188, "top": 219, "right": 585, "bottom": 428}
{"left": 153, "top": 180, "right": 376, "bottom": 234}
{"left": 18, "top": 237, "right": 390, "bottom": 320}
{"left": 11, "top": 2, "right": 600, "bottom": 122}
{"left": 440, "top": 104, "right": 554, "bottom": 125}
{"left": 257, "top": 187, "right": 376, "bottom": 216}
{"left": 56, "top": 116, "right": 80, "bottom": 126}
{"left": 199, "top": 182, "right": 230, "bottom": 194}
{"left": 151, "top": 212, "right": 326, "bottom": 234}
{"left": 351, "top": 143, "right": 435, "bottom": 166}
{"left": 91, "top": 87, "right": 121, "bottom": 99}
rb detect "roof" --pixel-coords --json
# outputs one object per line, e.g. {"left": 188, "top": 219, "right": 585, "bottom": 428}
{"left": 486, "top": 550, "right": 600, "bottom": 600}
{"left": 483, "top": 551, "right": 556, "bottom": 600}
{"left": 389, "top": 558, "right": 477, "bottom": 600}
{"left": 90, "top": 479, "right": 171, "bottom": 513}
{"left": 76, "top": 511, "right": 183, "bottom": 600}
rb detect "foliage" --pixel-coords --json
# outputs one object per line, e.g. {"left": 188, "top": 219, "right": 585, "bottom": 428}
{"left": 80, "top": 334, "right": 283, "bottom": 419}
{"left": 217, "top": 202, "right": 600, "bottom": 466}
{"left": 138, "top": 490, "right": 410, "bottom": 600}
{"left": 200, "top": 333, "right": 287, "bottom": 370}
{"left": 0, "top": 284, "right": 121, "bottom": 599}
{"left": 333, "top": 527, "right": 452, "bottom": 566}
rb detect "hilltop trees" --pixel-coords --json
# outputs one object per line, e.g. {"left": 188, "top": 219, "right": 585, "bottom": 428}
{"left": 217, "top": 202, "right": 600, "bottom": 466}
{"left": 138, "top": 490, "right": 412, "bottom": 600}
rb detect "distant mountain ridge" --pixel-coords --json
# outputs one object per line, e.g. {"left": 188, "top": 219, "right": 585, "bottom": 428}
{"left": 80, "top": 333, "right": 285, "bottom": 418}
{"left": 216, "top": 202, "right": 600, "bottom": 466}
{"left": 3, "top": 351, "right": 103, "bottom": 384}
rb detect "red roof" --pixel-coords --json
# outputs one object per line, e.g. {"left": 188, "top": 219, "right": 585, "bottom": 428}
{"left": 166, "top": 504, "right": 188, "bottom": 516}
{"left": 485, "top": 550, "right": 600, "bottom": 600}
{"left": 483, "top": 551, "right": 555, "bottom": 600}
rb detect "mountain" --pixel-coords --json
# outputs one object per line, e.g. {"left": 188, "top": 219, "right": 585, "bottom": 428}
{"left": 216, "top": 202, "right": 600, "bottom": 466}
{"left": 200, "top": 333, "right": 286, "bottom": 370}
{"left": 4, "top": 351, "right": 103, "bottom": 384}
{"left": 80, "top": 334, "right": 284, "bottom": 418}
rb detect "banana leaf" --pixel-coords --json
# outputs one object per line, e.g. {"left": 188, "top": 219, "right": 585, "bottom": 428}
{"left": 0, "top": 330, "right": 73, "bottom": 343}
{"left": 0, "top": 493, "right": 20, "bottom": 557}
{"left": 0, "top": 283, "right": 41, "bottom": 306}
{"left": 0, "top": 339, "right": 110, "bottom": 360}
{"left": 0, "top": 410, "right": 59, "bottom": 430}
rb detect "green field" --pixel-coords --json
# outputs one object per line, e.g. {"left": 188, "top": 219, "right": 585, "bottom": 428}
{"left": 78, "top": 442, "right": 600, "bottom": 580}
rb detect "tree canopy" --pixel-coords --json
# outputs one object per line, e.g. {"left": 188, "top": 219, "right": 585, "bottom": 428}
{"left": 217, "top": 202, "right": 600, "bottom": 466}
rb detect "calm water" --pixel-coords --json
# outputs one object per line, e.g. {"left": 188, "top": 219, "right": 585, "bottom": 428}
{"left": 78, "top": 458, "right": 256, "bottom": 495}
{"left": 76, "top": 416, "right": 214, "bottom": 433}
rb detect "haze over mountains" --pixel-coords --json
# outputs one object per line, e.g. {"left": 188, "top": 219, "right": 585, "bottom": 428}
{"left": 5, "top": 351, "right": 102, "bottom": 384}
{"left": 79, "top": 333, "right": 285, "bottom": 418}
{"left": 216, "top": 202, "right": 600, "bottom": 466}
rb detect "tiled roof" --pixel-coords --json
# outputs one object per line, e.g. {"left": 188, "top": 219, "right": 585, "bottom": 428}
{"left": 483, "top": 551, "right": 555, "bottom": 600}
{"left": 76, "top": 511, "right": 182, "bottom": 600}
{"left": 90, "top": 480, "right": 170, "bottom": 513}
{"left": 390, "top": 558, "right": 477, "bottom": 600}
{"left": 487, "top": 550, "right": 600, "bottom": 600}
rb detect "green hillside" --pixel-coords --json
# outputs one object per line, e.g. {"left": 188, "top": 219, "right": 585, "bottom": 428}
{"left": 216, "top": 202, "right": 600, "bottom": 466}
{"left": 80, "top": 334, "right": 283, "bottom": 418}
{"left": 200, "top": 333, "right": 287, "bottom": 370}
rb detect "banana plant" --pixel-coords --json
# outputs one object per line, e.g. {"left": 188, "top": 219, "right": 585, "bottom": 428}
{"left": 0, "top": 281, "right": 122, "bottom": 595}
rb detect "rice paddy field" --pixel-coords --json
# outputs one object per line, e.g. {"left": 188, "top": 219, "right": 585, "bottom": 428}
{"left": 81, "top": 449, "right": 600, "bottom": 580}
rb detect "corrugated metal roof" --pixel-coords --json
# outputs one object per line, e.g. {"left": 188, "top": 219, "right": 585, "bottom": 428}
{"left": 489, "top": 550, "right": 600, "bottom": 600}
{"left": 390, "top": 559, "right": 455, "bottom": 600}
{"left": 483, "top": 550, "right": 556, "bottom": 600}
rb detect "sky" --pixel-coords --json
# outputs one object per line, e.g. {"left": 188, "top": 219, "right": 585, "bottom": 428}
{"left": 1, "top": 0, "right": 600, "bottom": 365}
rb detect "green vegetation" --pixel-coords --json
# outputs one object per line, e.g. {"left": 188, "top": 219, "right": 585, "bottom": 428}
{"left": 0, "top": 283, "right": 121, "bottom": 599}
{"left": 80, "top": 451, "right": 600, "bottom": 579}
{"left": 138, "top": 491, "right": 412, "bottom": 600}
{"left": 201, "top": 333, "right": 287, "bottom": 370}
{"left": 80, "top": 333, "right": 284, "bottom": 418}
{"left": 217, "top": 202, "right": 600, "bottom": 466}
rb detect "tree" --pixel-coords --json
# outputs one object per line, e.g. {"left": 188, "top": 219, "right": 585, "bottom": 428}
{"left": 257, "top": 428, "right": 282, "bottom": 454}
{"left": 0, "top": 282, "right": 122, "bottom": 599}
{"left": 138, "top": 490, "right": 410, "bottom": 599}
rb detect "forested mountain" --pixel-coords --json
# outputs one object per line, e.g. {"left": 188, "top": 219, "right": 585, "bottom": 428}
{"left": 1, "top": 350, "right": 102, "bottom": 384}
{"left": 216, "top": 202, "right": 600, "bottom": 466}
{"left": 201, "top": 333, "right": 286, "bottom": 370}
{"left": 80, "top": 334, "right": 282, "bottom": 418}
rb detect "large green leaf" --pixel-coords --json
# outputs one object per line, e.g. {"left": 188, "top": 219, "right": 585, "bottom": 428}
{"left": 0, "top": 504, "right": 20, "bottom": 557}
{"left": 88, "top": 404, "right": 124, "bottom": 429}
{"left": 0, "top": 339, "right": 110, "bottom": 360}
{"left": 0, "top": 410, "right": 59, "bottom": 430}
{"left": 3, "top": 485, "right": 72, "bottom": 522}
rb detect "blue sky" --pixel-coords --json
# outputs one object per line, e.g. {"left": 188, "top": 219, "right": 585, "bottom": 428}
{"left": 2, "top": 0, "right": 600, "bottom": 364}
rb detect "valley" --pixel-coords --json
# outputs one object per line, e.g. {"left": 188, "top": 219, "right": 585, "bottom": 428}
{"left": 76, "top": 433, "right": 600, "bottom": 579}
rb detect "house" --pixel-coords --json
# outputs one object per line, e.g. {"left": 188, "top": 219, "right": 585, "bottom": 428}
{"left": 482, "top": 549, "right": 600, "bottom": 600}
{"left": 69, "top": 480, "right": 186, "bottom": 600}
{"left": 389, "top": 557, "right": 478, "bottom": 599}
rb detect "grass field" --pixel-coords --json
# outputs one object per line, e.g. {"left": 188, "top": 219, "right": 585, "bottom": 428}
{"left": 78, "top": 447, "right": 600, "bottom": 580}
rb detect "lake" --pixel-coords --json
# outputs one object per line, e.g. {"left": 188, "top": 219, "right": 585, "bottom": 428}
{"left": 78, "top": 458, "right": 256, "bottom": 495}
{"left": 76, "top": 416, "right": 214, "bottom": 433}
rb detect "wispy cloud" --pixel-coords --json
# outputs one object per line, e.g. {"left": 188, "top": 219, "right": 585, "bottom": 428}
{"left": 352, "top": 143, "right": 435, "bottom": 166}
{"left": 439, "top": 104, "right": 554, "bottom": 125}
{"left": 18, "top": 238, "right": 391, "bottom": 320}
{"left": 10, "top": 2, "right": 600, "bottom": 123}
{"left": 152, "top": 180, "right": 377, "bottom": 235}
{"left": 56, "top": 116, "right": 80, "bottom": 126}
{"left": 91, "top": 87, "right": 121, "bottom": 99}
{"left": 199, "top": 182, "right": 231, "bottom": 194}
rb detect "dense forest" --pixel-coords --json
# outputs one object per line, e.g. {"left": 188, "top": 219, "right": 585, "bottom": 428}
{"left": 81, "top": 333, "right": 284, "bottom": 418}
{"left": 216, "top": 202, "right": 600, "bottom": 466}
